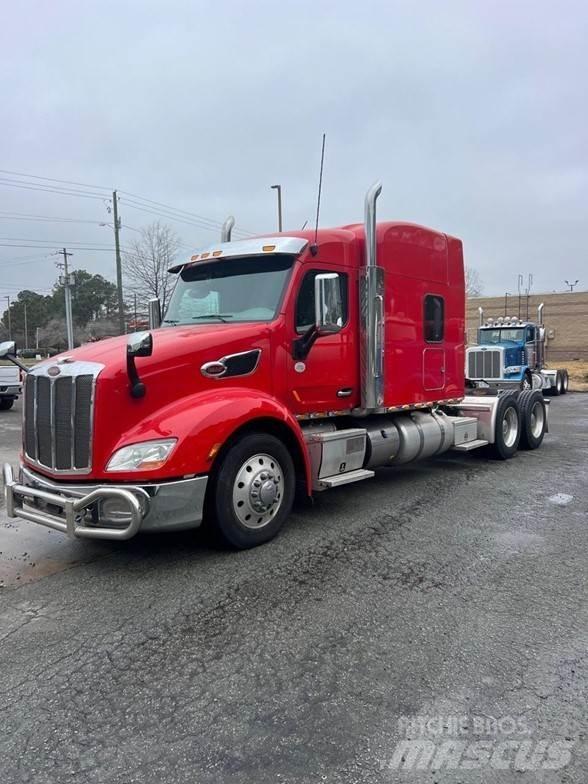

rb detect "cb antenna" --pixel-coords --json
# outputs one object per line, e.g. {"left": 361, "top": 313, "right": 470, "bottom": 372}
{"left": 311, "top": 133, "right": 326, "bottom": 256}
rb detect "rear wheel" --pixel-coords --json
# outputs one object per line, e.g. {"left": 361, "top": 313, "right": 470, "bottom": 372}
{"left": 490, "top": 394, "right": 521, "bottom": 459}
{"left": 518, "top": 390, "right": 547, "bottom": 450}
{"left": 0, "top": 398, "right": 14, "bottom": 411}
{"left": 210, "top": 432, "right": 295, "bottom": 549}
{"left": 551, "top": 371, "right": 562, "bottom": 396}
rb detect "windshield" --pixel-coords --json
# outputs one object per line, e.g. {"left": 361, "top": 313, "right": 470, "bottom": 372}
{"left": 163, "top": 255, "right": 294, "bottom": 326}
{"left": 479, "top": 328, "right": 525, "bottom": 344}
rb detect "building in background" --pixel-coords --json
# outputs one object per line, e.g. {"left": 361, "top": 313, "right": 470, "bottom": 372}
{"left": 466, "top": 291, "right": 588, "bottom": 362}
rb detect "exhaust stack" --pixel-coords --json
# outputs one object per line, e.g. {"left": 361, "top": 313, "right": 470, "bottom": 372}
{"left": 537, "top": 302, "right": 544, "bottom": 325}
{"left": 221, "top": 216, "right": 235, "bottom": 243}
{"left": 478, "top": 306, "right": 484, "bottom": 326}
{"left": 359, "top": 182, "right": 384, "bottom": 412}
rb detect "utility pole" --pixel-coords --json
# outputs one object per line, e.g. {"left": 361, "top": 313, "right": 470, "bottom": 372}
{"left": 23, "top": 301, "right": 28, "bottom": 349}
{"left": 112, "top": 190, "right": 125, "bottom": 334}
{"left": 504, "top": 292, "right": 510, "bottom": 316}
{"left": 57, "top": 248, "right": 75, "bottom": 350}
{"left": 133, "top": 293, "right": 138, "bottom": 332}
{"left": 35, "top": 326, "right": 40, "bottom": 352}
{"left": 3, "top": 295, "right": 11, "bottom": 340}
{"left": 271, "top": 184, "right": 283, "bottom": 232}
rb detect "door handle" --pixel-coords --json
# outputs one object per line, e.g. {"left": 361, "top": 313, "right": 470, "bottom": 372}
{"left": 337, "top": 388, "right": 353, "bottom": 398}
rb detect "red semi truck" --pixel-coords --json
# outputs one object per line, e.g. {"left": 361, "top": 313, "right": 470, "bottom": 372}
{"left": 1, "top": 183, "right": 548, "bottom": 549}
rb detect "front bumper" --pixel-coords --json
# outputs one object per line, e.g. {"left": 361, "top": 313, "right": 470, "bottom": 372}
{"left": 2, "top": 463, "right": 208, "bottom": 541}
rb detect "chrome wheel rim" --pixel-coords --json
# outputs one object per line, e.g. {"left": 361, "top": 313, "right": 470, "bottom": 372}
{"left": 233, "top": 453, "right": 284, "bottom": 529}
{"left": 530, "top": 401, "right": 544, "bottom": 438}
{"left": 502, "top": 406, "right": 519, "bottom": 448}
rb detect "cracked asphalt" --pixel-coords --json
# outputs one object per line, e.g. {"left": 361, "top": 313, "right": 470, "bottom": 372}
{"left": 0, "top": 395, "right": 586, "bottom": 783}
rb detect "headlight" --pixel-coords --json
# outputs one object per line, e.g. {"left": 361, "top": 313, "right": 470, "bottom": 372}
{"left": 106, "top": 439, "right": 177, "bottom": 472}
{"left": 504, "top": 366, "right": 522, "bottom": 374}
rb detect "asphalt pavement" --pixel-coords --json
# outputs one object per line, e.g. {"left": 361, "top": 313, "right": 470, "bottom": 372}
{"left": 0, "top": 395, "right": 586, "bottom": 783}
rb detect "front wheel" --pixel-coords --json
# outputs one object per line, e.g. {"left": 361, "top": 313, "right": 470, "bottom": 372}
{"left": 0, "top": 398, "right": 14, "bottom": 411}
{"left": 561, "top": 370, "right": 569, "bottom": 395}
{"left": 210, "top": 432, "right": 295, "bottom": 549}
{"left": 490, "top": 394, "right": 521, "bottom": 459}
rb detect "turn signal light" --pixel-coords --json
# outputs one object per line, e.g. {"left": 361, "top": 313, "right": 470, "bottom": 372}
{"left": 262, "top": 245, "right": 276, "bottom": 252}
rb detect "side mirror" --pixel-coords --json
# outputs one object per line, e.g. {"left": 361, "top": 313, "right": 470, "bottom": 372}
{"left": 314, "top": 273, "right": 343, "bottom": 334}
{"left": 127, "top": 331, "right": 153, "bottom": 358}
{"left": 148, "top": 298, "right": 162, "bottom": 330}
{"left": 0, "top": 340, "right": 16, "bottom": 359}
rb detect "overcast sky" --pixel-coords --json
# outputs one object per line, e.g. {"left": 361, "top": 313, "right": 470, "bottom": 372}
{"left": 1, "top": 0, "right": 586, "bottom": 311}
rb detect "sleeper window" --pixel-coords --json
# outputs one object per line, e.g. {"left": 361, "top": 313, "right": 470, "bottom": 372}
{"left": 424, "top": 295, "right": 444, "bottom": 342}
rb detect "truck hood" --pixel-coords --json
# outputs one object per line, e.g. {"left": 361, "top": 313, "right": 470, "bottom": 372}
{"left": 26, "top": 322, "right": 274, "bottom": 479}
{"left": 34, "top": 322, "right": 270, "bottom": 381}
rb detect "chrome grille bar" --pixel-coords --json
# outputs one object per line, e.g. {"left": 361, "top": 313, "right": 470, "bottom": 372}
{"left": 22, "top": 361, "right": 103, "bottom": 475}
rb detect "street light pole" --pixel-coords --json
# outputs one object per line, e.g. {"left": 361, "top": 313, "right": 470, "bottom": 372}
{"left": 270, "top": 184, "right": 283, "bottom": 232}
{"left": 3, "top": 295, "right": 11, "bottom": 340}
{"left": 564, "top": 279, "right": 579, "bottom": 292}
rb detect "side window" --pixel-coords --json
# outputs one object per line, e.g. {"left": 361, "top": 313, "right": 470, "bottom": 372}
{"left": 424, "top": 295, "right": 444, "bottom": 342}
{"left": 295, "top": 270, "right": 348, "bottom": 333}
{"left": 527, "top": 326, "right": 535, "bottom": 341}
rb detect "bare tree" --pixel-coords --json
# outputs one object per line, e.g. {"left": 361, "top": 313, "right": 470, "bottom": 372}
{"left": 123, "top": 221, "right": 181, "bottom": 314}
{"left": 465, "top": 266, "right": 483, "bottom": 297}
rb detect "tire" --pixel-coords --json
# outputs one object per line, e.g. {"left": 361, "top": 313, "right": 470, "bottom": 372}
{"left": 0, "top": 398, "right": 14, "bottom": 411}
{"left": 521, "top": 371, "right": 532, "bottom": 390}
{"left": 550, "top": 371, "right": 562, "bottom": 396}
{"left": 518, "top": 390, "right": 547, "bottom": 450}
{"left": 561, "top": 370, "right": 569, "bottom": 395}
{"left": 490, "top": 394, "right": 521, "bottom": 459}
{"left": 210, "top": 432, "right": 295, "bottom": 549}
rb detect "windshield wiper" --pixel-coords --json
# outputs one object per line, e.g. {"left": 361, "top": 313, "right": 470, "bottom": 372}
{"left": 162, "top": 318, "right": 179, "bottom": 324}
{"left": 191, "top": 314, "right": 232, "bottom": 323}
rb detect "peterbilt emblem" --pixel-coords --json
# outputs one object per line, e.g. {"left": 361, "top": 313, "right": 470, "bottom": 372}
{"left": 201, "top": 361, "right": 227, "bottom": 378}
{"left": 47, "top": 366, "right": 61, "bottom": 377}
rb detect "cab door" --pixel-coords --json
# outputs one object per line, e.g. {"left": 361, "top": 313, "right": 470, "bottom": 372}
{"left": 422, "top": 294, "right": 446, "bottom": 391}
{"left": 286, "top": 268, "right": 359, "bottom": 414}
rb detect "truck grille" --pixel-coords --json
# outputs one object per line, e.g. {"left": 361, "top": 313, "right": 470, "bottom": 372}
{"left": 23, "top": 364, "right": 100, "bottom": 474}
{"left": 467, "top": 349, "right": 502, "bottom": 380}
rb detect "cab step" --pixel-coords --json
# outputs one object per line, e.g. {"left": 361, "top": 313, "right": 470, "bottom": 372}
{"left": 451, "top": 438, "right": 489, "bottom": 452}
{"left": 318, "top": 468, "right": 375, "bottom": 489}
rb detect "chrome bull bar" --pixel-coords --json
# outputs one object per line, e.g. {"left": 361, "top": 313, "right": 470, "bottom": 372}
{"left": 2, "top": 463, "right": 143, "bottom": 541}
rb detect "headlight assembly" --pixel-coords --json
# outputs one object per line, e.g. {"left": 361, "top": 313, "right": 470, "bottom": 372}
{"left": 106, "top": 439, "right": 177, "bottom": 472}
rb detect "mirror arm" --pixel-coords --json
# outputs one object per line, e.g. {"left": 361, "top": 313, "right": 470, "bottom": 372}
{"left": 4, "top": 355, "right": 30, "bottom": 374}
{"left": 292, "top": 325, "right": 319, "bottom": 361}
{"left": 126, "top": 354, "right": 146, "bottom": 399}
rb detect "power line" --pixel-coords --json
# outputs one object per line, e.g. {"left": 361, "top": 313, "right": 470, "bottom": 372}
{"left": 0, "top": 179, "right": 107, "bottom": 200}
{"left": 0, "top": 168, "right": 110, "bottom": 192}
{"left": 119, "top": 190, "right": 254, "bottom": 235}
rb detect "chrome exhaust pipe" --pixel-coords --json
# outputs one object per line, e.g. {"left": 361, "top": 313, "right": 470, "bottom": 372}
{"left": 478, "top": 306, "right": 484, "bottom": 326}
{"left": 360, "top": 182, "right": 384, "bottom": 412}
{"left": 537, "top": 302, "right": 544, "bottom": 325}
{"left": 221, "top": 216, "right": 235, "bottom": 242}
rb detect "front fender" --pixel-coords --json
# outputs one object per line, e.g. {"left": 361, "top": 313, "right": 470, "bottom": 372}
{"left": 106, "top": 386, "right": 312, "bottom": 490}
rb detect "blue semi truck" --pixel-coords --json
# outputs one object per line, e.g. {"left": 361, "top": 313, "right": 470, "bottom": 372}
{"left": 466, "top": 304, "right": 569, "bottom": 395}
